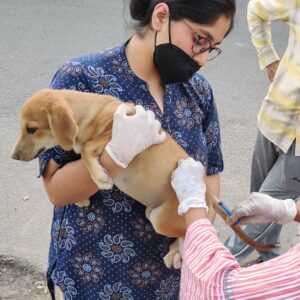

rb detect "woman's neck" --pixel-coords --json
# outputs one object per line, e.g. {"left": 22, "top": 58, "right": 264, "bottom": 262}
{"left": 125, "top": 32, "right": 165, "bottom": 112}
{"left": 125, "top": 32, "right": 160, "bottom": 85}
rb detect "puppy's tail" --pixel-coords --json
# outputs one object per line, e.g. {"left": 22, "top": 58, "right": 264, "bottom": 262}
{"left": 207, "top": 190, "right": 279, "bottom": 252}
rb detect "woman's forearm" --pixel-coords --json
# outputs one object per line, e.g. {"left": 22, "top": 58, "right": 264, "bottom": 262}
{"left": 294, "top": 203, "right": 300, "bottom": 223}
{"left": 43, "top": 151, "right": 122, "bottom": 207}
{"left": 206, "top": 173, "right": 220, "bottom": 223}
{"left": 184, "top": 208, "right": 209, "bottom": 227}
{"left": 100, "top": 151, "right": 123, "bottom": 178}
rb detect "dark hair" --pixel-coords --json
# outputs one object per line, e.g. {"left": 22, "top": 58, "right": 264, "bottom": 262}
{"left": 129, "top": 0, "right": 236, "bottom": 36}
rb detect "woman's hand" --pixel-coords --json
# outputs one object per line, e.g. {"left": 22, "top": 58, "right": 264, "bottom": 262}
{"left": 105, "top": 104, "right": 166, "bottom": 168}
{"left": 234, "top": 192, "right": 297, "bottom": 225}
{"left": 171, "top": 158, "right": 207, "bottom": 215}
{"left": 266, "top": 60, "right": 280, "bottom": 82}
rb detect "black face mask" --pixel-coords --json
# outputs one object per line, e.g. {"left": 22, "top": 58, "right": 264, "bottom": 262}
{"left": 153, "top": 19, "right": 200, "bottom": 85}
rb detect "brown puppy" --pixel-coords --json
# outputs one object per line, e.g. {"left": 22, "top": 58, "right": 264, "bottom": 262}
{"left": 12, "top": 89, "right": 276, "bottom": 267}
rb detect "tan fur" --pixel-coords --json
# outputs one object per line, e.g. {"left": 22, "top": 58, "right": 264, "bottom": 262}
{"left": 12, "top": 89, "right": 276, "bottom": 267}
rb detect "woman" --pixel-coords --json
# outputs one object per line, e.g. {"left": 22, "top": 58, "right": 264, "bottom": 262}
{"left": 40, "top": 0, "right": 236, "bottom": 298}
{"left": 171, "top": 157, "right": 300, "bottom": 299}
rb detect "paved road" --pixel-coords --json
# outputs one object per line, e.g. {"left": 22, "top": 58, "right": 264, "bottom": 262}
{"left": 0, "top": 0, "right": 295, "bottom": 271}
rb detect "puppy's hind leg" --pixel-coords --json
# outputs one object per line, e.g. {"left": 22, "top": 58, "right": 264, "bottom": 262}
{"left": 147, "top": 198, "right": 185, "bottom": 237}
{"left": 147, "top": 198, "right": 186, "bottom": 268}
{"left": 81, "top": 134, "right": 113, "bottom": 190}
{"left": 163, "top": 238, "right": 184, "bottom": 269}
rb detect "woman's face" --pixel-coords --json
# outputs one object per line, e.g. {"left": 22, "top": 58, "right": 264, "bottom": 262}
{"left": 156, "top": 14, "right": 231, "bottom": 67}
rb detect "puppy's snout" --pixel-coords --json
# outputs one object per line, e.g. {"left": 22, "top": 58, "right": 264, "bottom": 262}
{"left": 11, "top": 152, "right": 20, "bottom": 160}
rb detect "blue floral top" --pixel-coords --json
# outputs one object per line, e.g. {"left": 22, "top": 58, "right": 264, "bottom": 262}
{"left": 39, "top": 43, "right": 223, "bottom": 300}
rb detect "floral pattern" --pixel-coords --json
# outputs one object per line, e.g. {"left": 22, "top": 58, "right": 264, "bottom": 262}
{"left": 132, "top": 216, "right": 155, "bottom": 242}
{"left": 76, "top": 204, "right": 105, "bottom": 233}
{"left": 52, "top": 219, "right": 76, "bottom": 251}
{"left": 135, "top": 97, "right": 163, "bottom": 119}
{"left": 100, "top": 186, "right": 133, "bottom": 213}
{"left": 157, "top": 238, "right": 172, "bottom": 258}
{"left": 61, "top": 61, "right": 84, "bottom": 77}
{"left": 174, "top": 97, "right": 202, "bottom": 129}
{"left": 170, "top": 131, "right": 188, "bottom": 149}
{"left": 83, "top": 66, "right": 123, "bottom": 97}
{"left": 102, "top": 47, "right": 115, "bottom": 58}
{"left": 99, "top": 234, "right": 136, "bottom": 264}
{"left": 205, "top": 121, "right": 219, "bottom": 152}
{"left": 111, "top": 55, "right": 134, "bottom": 82}
{"left": 184, "top": 76, "right": 211, "bottom": 109}
{"left": 70, "top": 252, "right": 103, "bottom": 283}
{"left": 52, "top": 271, "right": 78, "bottom": 300}
{"left": 155, "top": 275, "right": 180, "bottom": 300}
{"left": 99, "top": 282, "right": 133, "bottom": 300}
{"left": 128, "top": 260, "right": 162, "bottom": 288}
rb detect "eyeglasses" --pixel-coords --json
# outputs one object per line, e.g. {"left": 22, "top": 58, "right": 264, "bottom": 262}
{"left": 182, "top": 20, "right": 221, "bottom": 61}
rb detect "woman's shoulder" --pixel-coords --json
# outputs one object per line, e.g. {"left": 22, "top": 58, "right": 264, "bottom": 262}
{"left": 51, "top": 43, "right": 129, "bottom": 91}
{"left": 179, "top": 72, "right": 214, "bottom": 109}
{"left": 186, "top": 72, "right": 212, "bottom": 93}
{"left": 62, "top": 43, "right": 126, "bottom": 71}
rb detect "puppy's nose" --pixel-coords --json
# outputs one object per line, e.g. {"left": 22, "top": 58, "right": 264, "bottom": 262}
{"left": 11, "top": 152, "right": 20, "bottom": 160}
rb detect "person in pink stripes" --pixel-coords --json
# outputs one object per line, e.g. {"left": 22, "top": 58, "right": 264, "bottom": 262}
{"left": 171, "top": 158, "right": 300, "bottom": 299}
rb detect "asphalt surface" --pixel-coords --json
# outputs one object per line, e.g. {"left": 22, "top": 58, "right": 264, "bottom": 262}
{"left": 0, "top": 0, "right": 296, "bottom": 276}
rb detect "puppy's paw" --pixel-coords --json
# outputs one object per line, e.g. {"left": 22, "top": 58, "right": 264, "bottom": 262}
{"left": 102, "top": 174, "right": 114, "bottom": 189}
{"left": 94, "top": 175, "right": 113, "bottom": 190}
{"left": 75, "top": 199, "right": 91, "bottom": 207}
{"left": 163, "top": 251, "right": 182, "bottom": 269}
{"left": 145, "top": 206, "right": 153, "bottom": 220}
{"left": 91, "top": 165, "right": 113, "bottom": 190}
{"left": 163, "top": 238, "right": 183, "bottom": 269}
{"left": 172, "top": 253, "right": 182, "bottom": 269}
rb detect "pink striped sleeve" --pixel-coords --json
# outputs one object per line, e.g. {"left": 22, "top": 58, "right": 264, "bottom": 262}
{"left": 180, "top": 219, "right": 240, "bottom": 299}
{"left": 180, "top": 219, "right": 300, "bottom": 299}
{"left": 227, "top": 243, "right": 300, "bottom": 299}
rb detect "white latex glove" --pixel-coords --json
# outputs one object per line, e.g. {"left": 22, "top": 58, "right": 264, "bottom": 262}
{"left": 171, "top": 158, "right": 207, "bottom": 215}
{"left": 234, "top": 192, "right": 297, "bottom": 225}
{"left": 105, "top": 104, "right": 166, "bottom": 168}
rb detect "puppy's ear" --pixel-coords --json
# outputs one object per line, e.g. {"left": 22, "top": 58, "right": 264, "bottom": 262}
{"left": 47, "top": 102, "right": 78, "bottom": 150}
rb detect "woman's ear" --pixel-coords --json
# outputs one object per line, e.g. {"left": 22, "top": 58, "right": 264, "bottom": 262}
{"left": 151, "top": 3, "right": 170, "bottom": 32}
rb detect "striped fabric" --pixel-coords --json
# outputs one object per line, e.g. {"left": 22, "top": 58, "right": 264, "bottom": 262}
{"left": 247, "top": 0, "right": 300, "bottom": 155}
{"left": 180, "top": 219, "right": 238, "bottom": 299}
{"left": 181, "top": 219, "right": 300, "bottom": 299}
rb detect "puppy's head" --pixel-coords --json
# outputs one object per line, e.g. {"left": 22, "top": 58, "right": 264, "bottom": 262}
{"left": 12, "top": 89, "right": 78, "bottom": 161}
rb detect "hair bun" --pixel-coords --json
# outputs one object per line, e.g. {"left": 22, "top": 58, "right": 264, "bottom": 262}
{"left": 130, "top": 0, "right": 152, "bottom": 21}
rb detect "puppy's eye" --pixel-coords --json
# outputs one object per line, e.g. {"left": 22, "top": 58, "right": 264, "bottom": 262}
{"left": 26, "top": 127, "right": 37, "bottom": 134}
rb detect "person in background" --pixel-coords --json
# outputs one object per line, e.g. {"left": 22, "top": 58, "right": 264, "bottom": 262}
{"left": 225, "top": 0, "right": 300, "bottom": 263}
{"left": 40, "top": 0, "right": 236, "bottom": 298}
{"left": 171, "top": 158, "right": 300, "bottom": 299}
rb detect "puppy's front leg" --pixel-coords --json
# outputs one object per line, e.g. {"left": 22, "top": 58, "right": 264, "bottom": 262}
{"left": 81, "top": 134, "right": 113, "bottom": 190}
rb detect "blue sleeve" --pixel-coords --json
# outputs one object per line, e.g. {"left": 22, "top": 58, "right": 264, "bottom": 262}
{"left": 38, "top": 60, "right": 89, "bottom": 176}
{"left": 50, "top": 60, "right": 91, "bottom": 92}
{"left": 203, "top": 88, "right": 224, "bottom": 175}
{"left": 38, "top": 146, "right": 80, "bottom": 177}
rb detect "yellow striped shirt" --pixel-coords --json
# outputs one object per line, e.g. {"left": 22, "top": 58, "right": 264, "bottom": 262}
{"left": 248, "top": 0, "right": 300, "bottom": 155}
